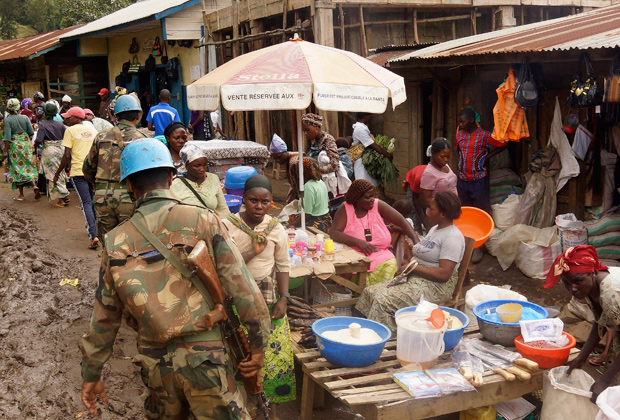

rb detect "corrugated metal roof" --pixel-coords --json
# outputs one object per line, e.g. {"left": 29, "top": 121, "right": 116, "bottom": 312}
{"left": 60, "top": 0, "right": 200, "bottom": 40}
{"left": 390, "top": 4, "right": 620, "bottom": 62}
{"left": 0, "top": 25, "right": 83, "bottom": 62}
{"left": 369, "top": 44, "right": 439, "bottom": 67}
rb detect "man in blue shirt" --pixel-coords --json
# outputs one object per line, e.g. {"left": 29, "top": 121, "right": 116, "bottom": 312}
{"left": 146, "top": 89, "right": 180, "bottom": 136}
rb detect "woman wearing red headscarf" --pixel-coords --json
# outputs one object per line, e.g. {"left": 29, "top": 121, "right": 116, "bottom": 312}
{"left": 545, "top": 245, "right": 620, "bottom": 402}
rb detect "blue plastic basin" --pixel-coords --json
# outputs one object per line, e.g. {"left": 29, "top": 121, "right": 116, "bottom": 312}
{"left": 312, "top": 317, "right": 391, "bottom": 367}
{"left": 473, "top": 299, "right": 548, "bottom": 346}
{"left": 224, "top": 166, "right": 258, "bottom": 189}
{"left": 395, "top": 306, "right": 470, "bottom": 351}
{"left": 224, "top": 194, "right": 242, "bottom": 213}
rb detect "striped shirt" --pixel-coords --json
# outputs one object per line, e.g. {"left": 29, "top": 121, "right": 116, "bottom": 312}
{"left": 456, "top": 128, "right": 502, "bottom": 181}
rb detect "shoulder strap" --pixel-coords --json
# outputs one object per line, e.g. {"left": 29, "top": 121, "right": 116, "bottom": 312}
{"left": 130, "top": 211, "right": 214, "bottom": 307}
{"left": 179, "top": 177, "right": 210, "bottom": 208}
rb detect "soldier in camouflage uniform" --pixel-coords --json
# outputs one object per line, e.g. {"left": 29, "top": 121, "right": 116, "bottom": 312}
{"left": 80, "top": 138, "right": 271, "bottom": 419}
{"left": 83, "top": 95, "right": 150, "bottom": 239}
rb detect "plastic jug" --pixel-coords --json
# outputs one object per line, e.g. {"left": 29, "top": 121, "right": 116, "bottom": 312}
{"left": 396, "top": 311, "right": 447, "bottom": 369}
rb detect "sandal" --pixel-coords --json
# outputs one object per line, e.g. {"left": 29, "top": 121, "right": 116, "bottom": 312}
{"left": 88, "top": 237, "right": 100, "bottom": 250}
{"left": 13, "top": 197, "right": 25, "bottom": 201}
{"left": 588, "top": 353, "right": 606, "bottom": 366}
{"left": 63, "top": 197, "right": 71, "bottom": 204}
{"left": 53, "top": 202, "right": 66, "bottom": 208}
{"left": 33, "top": 187, "right": 41, "bottom": 200}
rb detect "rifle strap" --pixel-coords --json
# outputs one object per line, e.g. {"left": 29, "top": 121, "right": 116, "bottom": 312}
{"left": 130, "top": 212, "right": 214, "bottom": 309}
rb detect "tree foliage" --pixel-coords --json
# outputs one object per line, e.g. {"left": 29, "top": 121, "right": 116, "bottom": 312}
{"left": 0, "top": 0, "right": 138, "bottom": 40}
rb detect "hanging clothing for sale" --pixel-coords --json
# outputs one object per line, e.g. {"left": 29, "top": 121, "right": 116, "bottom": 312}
{"left": 492, "top": 69, "right": 530, "bottom": 143}
{"left": 572, "top": 124, "right": 593, "bottom": 161}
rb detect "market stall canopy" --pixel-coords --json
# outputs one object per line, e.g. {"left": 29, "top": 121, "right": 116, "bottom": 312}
{"left": 187, "top": 37, "right": 406, "bottom": 113}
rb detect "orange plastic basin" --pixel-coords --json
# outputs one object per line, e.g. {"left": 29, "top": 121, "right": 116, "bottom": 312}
{"left": 453, "top": 206, "right": 494, "bottom": 248}
{"left": 514, "top": 332, "right": 576, "bottom": 369}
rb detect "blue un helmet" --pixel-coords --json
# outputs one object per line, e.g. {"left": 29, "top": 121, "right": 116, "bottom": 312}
{"left": 114, "top": 94, "right": 141, "bottom": 115}
{"left": 120, "top": 138, "right": 176, "bottom": 181}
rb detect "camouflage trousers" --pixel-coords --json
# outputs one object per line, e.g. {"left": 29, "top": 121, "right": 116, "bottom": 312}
{"left": 94, "top": 186, "right": 135, "bottom": 239}
{"left": 135, "top": 339, "right": 251, "bottom": 420}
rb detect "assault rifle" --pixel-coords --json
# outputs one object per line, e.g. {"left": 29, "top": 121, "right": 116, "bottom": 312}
{"left": 187, "top": 241, "right": 269, "bottom": 419}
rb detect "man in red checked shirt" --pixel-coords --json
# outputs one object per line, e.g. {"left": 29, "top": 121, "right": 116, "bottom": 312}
{"left": 455, "top": 108, "right": 506, "bottom": 214}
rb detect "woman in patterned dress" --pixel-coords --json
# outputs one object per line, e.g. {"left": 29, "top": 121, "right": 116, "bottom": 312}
{"left": 2, "top": 98, "right": 40, "bottom": 201}
{"left": 222, "top": 174, "right": 296, "bottom": 414}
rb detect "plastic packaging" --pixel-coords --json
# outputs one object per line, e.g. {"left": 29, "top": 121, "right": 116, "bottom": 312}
{"left": 425, "top": 368, "right": 476, "bottom": 395}
{"left": 520, "top": 318, "right": 564, "bottom": 343}
{"left": 451, "top": 343, "right": 473, "bottom": 380}
{"left": 392, "top": 371, "right": 441, "bottom": 398}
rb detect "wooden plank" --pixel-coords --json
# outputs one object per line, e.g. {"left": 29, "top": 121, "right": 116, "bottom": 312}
{"left": 296, "top": 350, "right": 322, "bottom": 361}
{"left": 313, "top": 298, "right": 358, "bottom": 309}
{"left": 371, "top": 372, "right": 544, "bottom": 420}
{"left": 300, "top": 373, "right": 315, "bottom": 420}
{"left": 333, "top": 383, "right": 402, "bottom": 397}
{"left": 344, "top": 390, "right": 411, "bottom": 405}
{"left": 325, "top": 371, "right": 396, "bottom": 390}
{"left": 310, "top": 360, "right": 401, "bottom": 380}
{"left": 412, "top": 9, "right": 419, "bottom": 44}
{"left": 304, "top": 350, "right": 397, "bottom": 370}
{"left": 359, "top": 5, "right": 368, "bottom": 57}
{"left": 328, "top": 274, "right": 364, "bottom": 294}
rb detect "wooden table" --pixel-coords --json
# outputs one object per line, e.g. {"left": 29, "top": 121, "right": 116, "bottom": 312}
{"left": 295, "top": 326, "right": 579, "bottom": 420}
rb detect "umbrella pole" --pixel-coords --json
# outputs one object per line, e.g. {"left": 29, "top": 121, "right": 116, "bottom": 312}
{"left": 297, "top": 109, "right": 305, "bottom": 231}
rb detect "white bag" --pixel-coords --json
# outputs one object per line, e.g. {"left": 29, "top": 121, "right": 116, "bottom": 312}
{"left": 596, "top": 386, "right": 620, "bottom": 420}
{"left": 485, "top": 228, "right": 502, "bottom": 257}
{"left": 515, "top": 238, "right": 562, "bottom": 279}
{"left": 491, "top": 194, "right": 521, "bottom": 231}
{"left": 277, "top": 199, "right": 299, "bottom": 223}
{"left": 541, "top": 366, "right": 600, "bottom": 420}
{"left": 556, "top": 213, "right": 588, "bottom": 251}
{"left": 464, "top": 285, "right": 527, "bottom": 328}
{"left": 495, "top": 224, "right": 558, "bottom": 271}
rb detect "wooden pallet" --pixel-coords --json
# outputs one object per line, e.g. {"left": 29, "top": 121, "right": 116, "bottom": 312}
{"left": 296, "top": 326, "right": 580, "bottom": 420}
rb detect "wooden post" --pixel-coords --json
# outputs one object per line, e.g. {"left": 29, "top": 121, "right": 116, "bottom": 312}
{"left": 491, "top": 7, "right": 496, "bottom": 31}
{"left": 251, "top": 19, "right": 270, "bottom": 146}
{"left": 339, "top": 5, "right": 345, "bottom": 49}
{"left": 452, "top": 13, "right": 456, "bottom": 39}
{"left": 282, "top": 0, "right": 288, "bottom": 42}
{"left": 413, "top": 9, "right": 419, "bottom": 44}
{"left": 232, "top": 0, "right": 239, "bottom": 58}
{"left": 471, "top": 9, "right": 477, "bottom": 35}
{"left": 313, "top": 1, "right": 338, "bottom": 137}
{"left": 359, "top": 5, "right": 368, "bottom": 57}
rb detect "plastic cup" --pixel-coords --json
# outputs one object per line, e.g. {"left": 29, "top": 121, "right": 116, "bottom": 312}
{"left": 497, "top": 303, "right": 523, "bottom": 323}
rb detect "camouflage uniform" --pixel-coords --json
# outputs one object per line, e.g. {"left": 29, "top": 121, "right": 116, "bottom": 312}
{"left": 80, "top": 189, "right": 271, "bottom": 419}
{"left": 82, "top": 122, "right": 150, "bottom": 238}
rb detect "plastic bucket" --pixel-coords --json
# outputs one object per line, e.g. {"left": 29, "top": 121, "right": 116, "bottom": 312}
{"left": 224, "top": 194, "right": 242, "bottom": 213}
{"left": 224, "top": 166, "right": 258, "bottom": 189}
{"left": 395, "top": 305, "right": 470, "bottom": 351}
{"left": 395, "top": 311, "right": 447, "bottom": 368}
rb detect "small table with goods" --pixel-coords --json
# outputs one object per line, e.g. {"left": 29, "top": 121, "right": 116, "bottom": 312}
{"left": 196, "top": 140, "right": 270, "bottom": 181}
{"left": 294, "top": 300, "right": 580, "bottom": 420}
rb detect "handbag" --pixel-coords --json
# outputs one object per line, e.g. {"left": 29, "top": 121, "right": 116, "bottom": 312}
{"left": 152, "top": 36, "right": 163, "bottom": 57}
{"left": 515, "top": 58, "right": 538, "bottom": 108}
{"left": 128, "top": 56, "right": 140, "bottom": 74}
{"left": 161, "top": 41, "right": 168, "bottom": 65}
{"left": 144, "top": 54, "right": 155, "bottom": 72}
{"left": 603, "top": 54, "right": 620, "bottom": 103}
{"left": 129, "top": 37, "right": 139, "bottom": 54}
{"left": 568, "top": 52, "right": 601, "bottom": 108}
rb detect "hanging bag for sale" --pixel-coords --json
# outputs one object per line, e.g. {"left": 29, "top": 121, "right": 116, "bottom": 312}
{"left": 144, "top": 54, "right": 156, "bottom": 72}
{"left": 152, "top": 36, "right": 163, "bottom": 56}
{"left": 568, "top": 52, "right": 601, "bottom": 108}
{"left": 129, "top": 37, "right": 139, "bottom": 54}
{"left": 603, "top": 54, "right": 620, "bottom": 103}
{"left": 515, "top": 57, "right": 539, "bottom": 108}
{"left": 128, "top": 56, "right": 140, "bottom": 74}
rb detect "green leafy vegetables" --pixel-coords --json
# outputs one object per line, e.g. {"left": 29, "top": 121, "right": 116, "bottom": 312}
{"left": 361, "top": 134, "right": 399, "bottom": 187}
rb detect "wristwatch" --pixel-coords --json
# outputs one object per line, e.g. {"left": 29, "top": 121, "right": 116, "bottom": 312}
{"left": 280, "top": 292, "right": 291, "bottom": 298}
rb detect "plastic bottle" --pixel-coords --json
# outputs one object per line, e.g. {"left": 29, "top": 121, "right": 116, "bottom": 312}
{"left": 324, "top": 239, "right": 335, "bottom": 261}
{"left": 287, "top": 225, "right": 296, "bottom": 243}
{"left": 315, "top": 234, "right": 325, "bottom": 253}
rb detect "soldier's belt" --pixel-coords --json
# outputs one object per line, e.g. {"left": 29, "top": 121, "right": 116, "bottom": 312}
{"left": 140, "top": 328, "right": 224, "bottom": 357}
{"left": 95, "top": 181, "right": 128, "bottom": 190}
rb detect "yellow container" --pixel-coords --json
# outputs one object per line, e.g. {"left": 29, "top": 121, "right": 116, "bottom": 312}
{"left": 459, "top": 406, "right": 496, "bottom": 420}
{"left": 497, "top": 303, "right": 523, "bottom": 323}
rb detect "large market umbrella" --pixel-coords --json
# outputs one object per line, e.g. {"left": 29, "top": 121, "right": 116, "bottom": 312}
{"left": 187, "top": 36, "right": 407, "bottom": 228}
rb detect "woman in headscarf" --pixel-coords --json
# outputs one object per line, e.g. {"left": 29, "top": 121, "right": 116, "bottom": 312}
{"left": 20, "top": 98, "right": 37, "bottom": 124}
{"left": 548, "top": 245, "right": 620, "bottom": 402}
{"left": 291, "top": 157, "right": 332, "bottom": 232}
{"left": 331, "top": 179, "right": 418, "bottom": 287}
{"left": 269, "top": 134, "right": 301, "bottom": 203}
{"left": 34, "top": 103, "right": 69, "bottom": 207}
{"left": 355, "top": 191, "right": 466, "bottom": 332}
{"left": 302, "top": 113, "right": 339, "bottom": 175}
{"left": 163, "top": 121, "right": 188, "bottom": 175}
{"left": 170, "top": 142, "right": 229, "bottom": 218}
{"left": 222, "top": 175, "right": 295, "bottom": 412}
{"left": 2, "top": 98, "right": 40, "bottom": 201}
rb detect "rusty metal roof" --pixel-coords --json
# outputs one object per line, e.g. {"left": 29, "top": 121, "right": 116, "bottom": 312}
{"left": 0, "top": 26, "right": 83, "bottom": 62}
{"left": 369, "top": 44, "right": 438, "bottom": 67}
{"left": 391, "top": 4, "right": 620, "bottom": 62}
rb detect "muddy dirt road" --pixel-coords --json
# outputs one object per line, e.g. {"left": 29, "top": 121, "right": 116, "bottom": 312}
{"left": 0, "top": 178, "right": 571, "bottom": 420}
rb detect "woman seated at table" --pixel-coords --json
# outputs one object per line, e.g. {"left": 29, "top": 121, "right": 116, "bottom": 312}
{"left": 330, "top": 179, "right": 419, "bottom": 287}
{"left": 292, "top": 157, "right": 332, "bottom": 232}
{"left": 170, "top": 142, "right": 230, "bottom": 218}
{"left": 222, "top": 175, "right": 296, "bottom": 411}
{"left": 546, "top": 245, "right": 620, "bottom": 402}
{"left": 270, "top": 134, "right": 301, "bottom": 204}
{"left": 164, "top": 121, "right": 188, "bottom": 175}
{"left": 355, "top": 191, "right": 465, "bottom": 332}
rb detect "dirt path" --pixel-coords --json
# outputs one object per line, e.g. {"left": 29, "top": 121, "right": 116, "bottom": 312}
{"left": 0, "top": 177, "right": 572, "bottom": 419}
